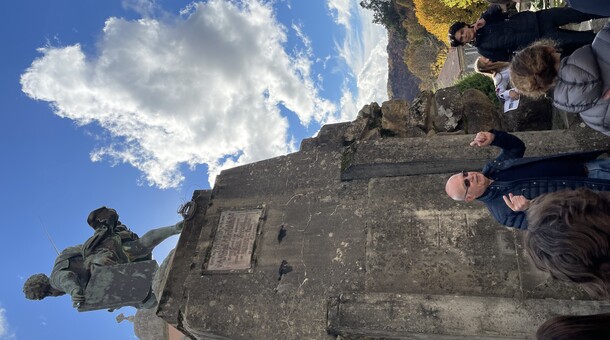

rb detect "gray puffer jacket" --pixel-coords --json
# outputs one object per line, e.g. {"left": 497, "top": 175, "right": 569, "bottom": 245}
{"left": 553, "top": 23, "right": 610, "bottom": 136}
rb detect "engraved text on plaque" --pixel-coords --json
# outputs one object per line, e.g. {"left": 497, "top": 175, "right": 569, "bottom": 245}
{"left": 207, "top": 209, "right": 262, "bottom": 271}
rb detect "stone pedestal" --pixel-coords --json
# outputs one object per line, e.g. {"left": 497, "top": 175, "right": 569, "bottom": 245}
{"left": 157, "top": 124, "right": 610, "bottom": 339}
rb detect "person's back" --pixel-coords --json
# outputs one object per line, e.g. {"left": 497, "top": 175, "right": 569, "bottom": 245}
{"left": 554, "top": 23, "right": 610, "bottom": 135}
{"left": 511, "top": 24, "right": 610, "bottom": 136}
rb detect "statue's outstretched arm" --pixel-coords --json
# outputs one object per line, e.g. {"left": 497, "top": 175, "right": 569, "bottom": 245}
{"left": 123, "top": 221, "right": 183, "bottom": 259}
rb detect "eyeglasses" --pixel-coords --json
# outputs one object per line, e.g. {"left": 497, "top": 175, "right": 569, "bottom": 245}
{"left": 462, "top": 171, "right": 470, "bottom": 200}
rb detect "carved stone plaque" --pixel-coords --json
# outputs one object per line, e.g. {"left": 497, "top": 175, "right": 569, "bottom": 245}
{"left": 207, "top": 209, "right": 262, "bottom": 271}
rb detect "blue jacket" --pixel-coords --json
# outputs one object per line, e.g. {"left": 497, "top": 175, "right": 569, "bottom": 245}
{"left": 476, "top": 130, "right": 610, "bottom": 229}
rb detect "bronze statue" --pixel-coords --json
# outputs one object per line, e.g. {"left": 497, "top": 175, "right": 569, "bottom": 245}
{"left": 23, "top": 206, "right": 183, "bottom": 308}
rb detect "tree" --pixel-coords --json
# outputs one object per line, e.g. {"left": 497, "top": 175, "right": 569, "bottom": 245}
{"left": 439, "top": 0, "right": 486, "bottom": 9}
{"left": 403, "top": 19, "right": 446, "bottom": 90}
{"left": 413, "top": 0, "right": 487, "bottom": 43}
{"left": 360, "top": 0, "right": 404, "bottom": 32}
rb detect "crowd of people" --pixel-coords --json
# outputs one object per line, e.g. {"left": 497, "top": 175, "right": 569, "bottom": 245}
{"left": 447, "top": 2, "right": 609, "bottom": 339}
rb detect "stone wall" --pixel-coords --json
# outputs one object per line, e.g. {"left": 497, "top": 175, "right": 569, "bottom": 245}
{"left": 156, "top": 109, "right": 610, "bottom": 339}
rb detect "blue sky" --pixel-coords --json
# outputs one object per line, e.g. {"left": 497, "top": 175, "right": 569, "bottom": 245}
{"left": 0, "top": 0, "right": 387, "bottom": 338}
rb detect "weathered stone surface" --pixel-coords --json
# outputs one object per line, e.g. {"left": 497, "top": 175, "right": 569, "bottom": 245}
{"left": 159, "top": 126, "right": 610, "bottom": 339}
{"left": 502, "top": 96, "right": 553, "bottom": 132}
{"left": 408, "top": 90, "right": 433, "bottom": 130}
{"left": 300, "top": 122, "right": 350, "bottom": 151}
{"left": 343, "top": 116, "right": 369, "bottom": 145}
{"left": 328, "top": 293, "right": 610, "bottom": 339}
{"left": 156, "top": 191, "right": 211, "bottom": 334}
{"left": 381, "top": 100, "right": 409, "bottom": 137}
{"left": 432, "top": 87, "right": 464, "bottom": 132}
{"left": 134, "top": 308, "right": 168, "bottom": 340}
{"left": 462, "top": 89, "right": 502, "bottom": 133}
{"left": 341, "top": 129, "right": 610, "bottom": 181}
{"left": 362, "top": 127, "right": 381, "bottom": 141}
{"left": 357, "top": 102, "right": 381, "bottom": 119}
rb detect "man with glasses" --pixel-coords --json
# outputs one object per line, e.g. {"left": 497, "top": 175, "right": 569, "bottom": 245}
{"left": 444, "top": 130, "right": 610, "bottom": 229}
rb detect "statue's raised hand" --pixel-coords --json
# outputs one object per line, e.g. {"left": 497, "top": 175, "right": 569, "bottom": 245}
{"left": 71, "top": 287, "right": 85, "bottom": 308}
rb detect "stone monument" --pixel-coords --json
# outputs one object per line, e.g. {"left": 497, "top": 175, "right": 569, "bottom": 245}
{"left": 156, "top": 101, "right": 610, "bottom": 339}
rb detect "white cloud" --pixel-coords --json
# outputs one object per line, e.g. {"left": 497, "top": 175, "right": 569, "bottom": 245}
{"left": 0, "top": 306, "right": 15, "bottom": 339}
{"left": 21, "top": 0, "right": 334, "bottom": 188}
{"left": 122, "top": 0, "right": 158, "bottom": 18}
{"left": 0, "top": 308, "right": 5, "bottom": 336}
{"left": 326, "top": 0, "right": 388, "bottom": 122}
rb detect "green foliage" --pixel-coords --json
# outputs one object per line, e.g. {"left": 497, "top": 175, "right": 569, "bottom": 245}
{"left": 454, "top": 73, "right": 498, "bottom": 104}
{"left": 360, "top": 0, "right": 404, "bottom": 32}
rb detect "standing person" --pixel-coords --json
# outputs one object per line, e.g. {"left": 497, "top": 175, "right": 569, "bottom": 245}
{"left": 448, "top": 5, "right": 605, "bottom": 61}
{"left": 510, "top": 23, "right": 610, "bottom": 136}
{"left": 444, "top": 130, "right": 610, "bottom": 229}
{"left": 474, "top": 57, "right": 520, "bottom": 112}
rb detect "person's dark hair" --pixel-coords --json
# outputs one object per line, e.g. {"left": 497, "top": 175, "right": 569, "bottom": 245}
{"left": 525, "top": 188, "right": 610, "bottom": 299}
{"left": 448, "top": 22, "right": 467, "bottom": 47}
{"left": 536, "top": 313, "right": 610, "bottom": 340}
{"left": 23, "top": 273, "right": 54, "bottom": 300}
{"left": 510, "top": 39, "right": 558, "bottom": 98}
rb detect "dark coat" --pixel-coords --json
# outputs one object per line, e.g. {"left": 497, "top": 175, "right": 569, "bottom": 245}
{"left": 553, "top": 23, "right": 610, "bottom": 136}
{"left": 474, "top": 6, "right": 600, "bottom": 61}
{"left": 567, "top": 0, "right": 610, "bottom": 17}
{"left": 476, "top": 131, "right": 610, "bottom": 229}
{"left": 475, "top": 7, "right": 539, "bottom": 61}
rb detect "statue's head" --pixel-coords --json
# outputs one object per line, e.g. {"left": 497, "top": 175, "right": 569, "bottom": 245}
{"left": 87, "top": 206, "right": 119, "bottom": 230}
{"left": 23, "top": 273, "right": 53, "bottom": 300}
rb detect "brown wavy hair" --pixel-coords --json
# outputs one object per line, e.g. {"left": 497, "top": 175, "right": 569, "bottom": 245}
{"left": 525, "top": 188, "right": 610, "bottom": 299}
{"left": 536, "top": 313, "right": 610, "bottom": 339}
{"left": 475, "top": 57, "right": 510, "bottom": 76}
{"left": 510, "top": 39, "right": 559, "bottom": 98}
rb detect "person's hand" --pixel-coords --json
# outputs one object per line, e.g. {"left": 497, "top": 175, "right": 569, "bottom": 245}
{"left": 473, "top": 18, "right": 486, "bottom": 31}
{"left": 602, "top": 88, "right": 610, "bottom": 100}
{"left": 509, "top": 90, "right": 520, "bottom": 100}
{"left": 503, "top": 193, "right": 531, "bottom": 212}
{"left": 470, "top": 131, "right": 495, "bottom": 147}
{"left": 71, "top": 288, "right": 85, "bottom": 308}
